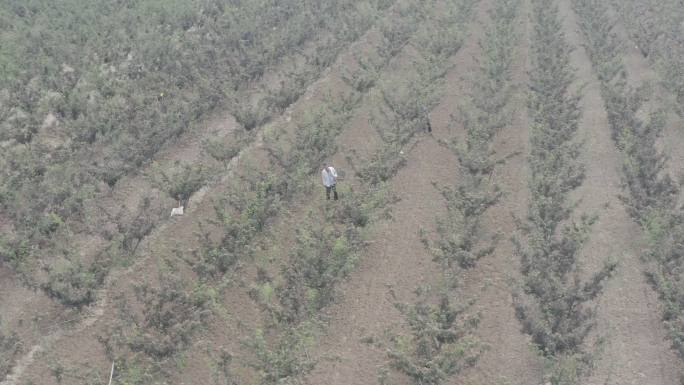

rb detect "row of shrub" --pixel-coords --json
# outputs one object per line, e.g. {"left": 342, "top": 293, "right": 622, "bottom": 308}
{"left": 380, "top": 2, "right": 523, "bottom": 384}
{"left": 244, "top": 1, "right": 487, "bottom": 384}
{"left": 426, "top": 0, "right": 519, "bottom": 273}
{"left": 90, "top": 2, "right": 420, "bottom": 383}
{"left": 32, "top": 0, "right": 401, "bottom": 312}
{"left": 244, "top": 1, "right": 451, "bottom": 382}
{"left": 0, "top": 0, "right": 396, "bottom": 303}
{"left": 573, "top": 0, "right": 684, "bottom": 363}
{"left": 514, "top": 1, "right": 617, "bottom": 383}
{"left": 385, "top": 0, "right": 523, "bottom": 381}
{"left": 610, "top": 0, "right": 684, "bottom": 114}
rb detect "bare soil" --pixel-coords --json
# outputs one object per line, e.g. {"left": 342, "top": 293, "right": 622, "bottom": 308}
{"left": 559, "top": 1, "right": 683, "bottom": 383}
{"left": 307, "top": 1, "right": 542, "bottom": 384}
{"left": 4, "top": 1, "right": 684, "bottom": 384}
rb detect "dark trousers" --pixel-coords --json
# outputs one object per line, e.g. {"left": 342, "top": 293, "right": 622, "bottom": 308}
{"left": 325, "top": 185, "right": 338, "bottom": 200}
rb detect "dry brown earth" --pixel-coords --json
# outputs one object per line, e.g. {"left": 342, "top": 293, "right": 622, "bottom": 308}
{"left": 558, "top": 1, "right": 683, "bottom": 383}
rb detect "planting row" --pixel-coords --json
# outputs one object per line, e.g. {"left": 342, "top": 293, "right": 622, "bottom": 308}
{"left": 0, "top": 0, "right": 396, "bottom": 298}
{"left": 380, "top": 1, "right": 522, "bottom": 384}
{"left": 78, "top": 1, "right": 479, "bottom": 383}
{"left": 248, "top": 1, "right": 482, "bottom": 383}
{"left": 514, "top": 0, "right": 616, "bottom": 382}
{"left": 610, "top": 0, "right": 684, "bottom": 114}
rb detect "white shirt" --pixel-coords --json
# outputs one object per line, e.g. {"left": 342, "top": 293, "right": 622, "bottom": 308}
{"left": 321, "top": 166, "right": 337, "bottom": 187}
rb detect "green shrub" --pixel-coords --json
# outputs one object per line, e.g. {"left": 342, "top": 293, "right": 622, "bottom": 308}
{"left": 243, "top": 325, "right": 316, "bottom": 385}
{"left": 276, "top": 217, "right": 362, "bottom": 324}
{"left": 41, "top": 258, "right": 108, "bottom": 308}
{"left": 114, "top": 196, "right": 164, "bottom": 255}
{"left": 204, "top": 132, "right": 248, "bottom": 169}
{"left": 147, "top": 162, "right": 210, "bottom": 208}
{"left": 387, "top": 294, "right": 483, "bottom": 385}
{"left": 574, "top": 0, "right": 684, "bottom": 363}
{"left": 126, "top": 266, "right": 212, "bottom": 359}
{"left": 514, "top": 0, "right": 615, "bottom": 374}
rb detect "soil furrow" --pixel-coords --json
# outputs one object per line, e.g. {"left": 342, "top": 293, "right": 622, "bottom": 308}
{"left": 457, "top": 0, "right": 543, "bottom": 383}
{"left": 2, "top": 11, "right": 394, "bottom": 384}
{"left": 559, "top": 1, "right": 683, "bottom": 383}
{"left": 302, "top": 1, "right": 539, "bottom": 383}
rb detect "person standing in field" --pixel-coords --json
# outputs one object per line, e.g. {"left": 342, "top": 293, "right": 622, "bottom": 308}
{"left": 422, "top": 106, "right": 432, "bottom": 133}
{"left": 321, "top": 162, "right": 338, "bottom": 200}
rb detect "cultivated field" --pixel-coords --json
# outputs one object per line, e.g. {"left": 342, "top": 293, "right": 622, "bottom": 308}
{"left": 1, "top": 0, "right": 683, "bottom": 384}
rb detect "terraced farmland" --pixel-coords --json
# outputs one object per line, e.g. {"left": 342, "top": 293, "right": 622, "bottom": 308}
{"left": 1, "top": 0, "right": 684, "bottom": 384}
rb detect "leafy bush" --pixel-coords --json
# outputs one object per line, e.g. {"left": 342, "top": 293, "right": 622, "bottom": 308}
{"left": 148, "top": 162, "right": 210, "bottom": 208}
{"left": 574, "top": 0, "right": 684, "bottom": 363}
{"left": 611, "top": 0, "right": 684, "bottom": 114}
{"left": 514, "top": 1, "right": 616, "bottom": 378}
{"left": 41, "top": 257, "right": 108, "bottom": 308}
{"left": 243, "top": 325, "right": 316, "bottom": 385}
{"left": 276, "top": 216, "right": 363, "bottom": 324}
{"left": 386, "top": 294, "right": 483, "bottom": 385}
{"left": 125, "top": 265, "right": 212, "bottom": 359}
{"left": 116, "top": 197, "right": 165, "bottom": 255}
{"left": 203, "top": 132, "right": 248, "bottom": 169}
{"left": 191, "top": 174, "right": 283, "bottom": 281}
{"left": 431, "top": 183, "right": 502, "bottom": 269}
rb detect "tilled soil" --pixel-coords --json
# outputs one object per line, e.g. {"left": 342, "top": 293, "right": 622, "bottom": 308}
{"left": 558, "top": 1, "right": 683, "bottom": 383}
{"left": 4, "top": 1, "right": 684, "bottom": 384}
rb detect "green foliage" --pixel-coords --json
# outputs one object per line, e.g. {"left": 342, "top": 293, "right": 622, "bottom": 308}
{"left": 0, "top": 0, "right": 395, "bottom": 295}
{"left": 210, "top": 348, "right": 240, "bottom": 385}
{"left": 148, "top": 162, "right": 210, "bottom": 207}
{"left": 244, "top": 325, "right": 316, "bottom": 385}
{"left": 574, "top": 0, "right": 684, "bottom": 363}
{"left": 514, "top": 0, "right": 616, "bottom": 375}
{"left": 427, "top": 0, "right": 519, "bottom": 272}
{"left": 572, "top": 0, "right": 678, "bottom": 218}
{"left": 0, "top": 236, "right": 32, "bottom": 273}
{"left": 386, "top": 293, "right": 483, "bottom": 385}
{"left": 191, "top": 174, "right": 283, "bottom": 280}
{"left": 611, "top": 0, "right": 684, "bottom": 114}
{"left": 413, "top": 0, "right": 476, "bottom": 60}
{"left": 125, "top": 264, "right": 212, "bottom": 359}
{"left": 276, "top": 214, "right": 363, "bottom": 324}
{"left": 0, "top": 321, "right": 22, "bottom": 381}
{"left": 432, "top": 182, "right": 502, "bottom": 270}
{"left": 117, "top": 196, "right": 165, "bottom": 256}
{"left": 342, "top": 53, "right": 385, "bottom": 93}
{"left": 109, "top": 358, "right": 157, "bottom": 385}
{"left": 204, "top": 132, "right": 247, "bottom": 169}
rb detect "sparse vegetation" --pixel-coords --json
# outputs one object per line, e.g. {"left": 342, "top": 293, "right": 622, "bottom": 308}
{"left": 574, "top": 0, "right": 684, "bottom": 364}
{"left": 6, "top": 0, "right": 684, "bottom": 384}
{"left": 514, "top": 1, "right": 616, "bottom": 382}
{"left": 0, "top": 0, "right": 399, "bottom": 308}
{"left": 611, "top": 0, "right": 684, "bottom": 114}
{"left": 426, "top": 0, "right": 518, "bottom": 271}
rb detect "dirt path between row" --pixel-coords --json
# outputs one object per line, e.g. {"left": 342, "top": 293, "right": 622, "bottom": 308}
{"left": 306, "top": 1, "right": 541, "bottom": 383}
{"left": 608, "top": 5, "right": 684, "bottom": 200}
{"left": 458, "top": 0, "right": 543, "bottom": 383}
{"left": 558, "top": 1, "right": 683, "bottom": 383}
{"left": 2, "top": 23, "right": 378, "bottom": 385}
